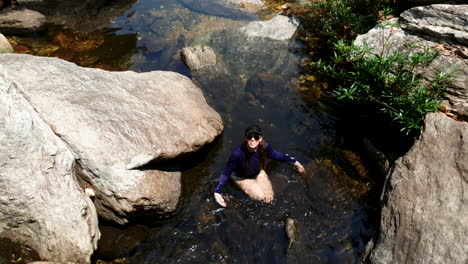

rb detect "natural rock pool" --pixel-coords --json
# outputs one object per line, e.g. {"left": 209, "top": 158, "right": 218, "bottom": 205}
{"left": 5, "top": 0, "right": 381, "bottom": 263}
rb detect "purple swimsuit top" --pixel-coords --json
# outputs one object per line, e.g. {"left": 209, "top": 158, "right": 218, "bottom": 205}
{"left": 214, "top": 143, "right": 296, "bottom": 193}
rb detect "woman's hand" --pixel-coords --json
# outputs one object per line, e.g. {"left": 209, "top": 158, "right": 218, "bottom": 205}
{"left": 214, "top": 192, "right": 227, "bottom": 207}
{"left": 294, "top": 161, "right": 305, "bottom": 174}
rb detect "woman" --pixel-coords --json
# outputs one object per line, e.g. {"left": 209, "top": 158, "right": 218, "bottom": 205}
{"left": 214, "top": 125, "right": 305, "bottom": 207}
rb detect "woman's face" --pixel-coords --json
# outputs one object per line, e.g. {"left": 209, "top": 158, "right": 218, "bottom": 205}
{"left": 245, "top": 133, "right": 262, "bottom": 151}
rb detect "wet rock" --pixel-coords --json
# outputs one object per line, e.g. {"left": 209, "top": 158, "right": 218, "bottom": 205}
{"left": 362, "top": 138, "right": 390, "bottom": 178}
{"left": 285, "top": 217, "right": 298, "bottom": 249}
{"left": 0, "top": 53, "right": 223, "bottom": 224}
{"left": 0, "top": 7, "right": 46, "bottom": 34}
{"left": 370, "top": 113, "right": 468, "bottom": 264}
{"left": 189, "top": 62, "right": 244, "bottom": 114}
{"left": 355, "top": 5, "right": 468, "bottom": 119}
{"left": 0, "top": 33, "right": 13, "bottom": 53}
{"left": 0, "top": 66, "right": 100, "bottom": 262}
{"left": 181, "top": 45, "right": 217, "bottom": 70}
{"left": 240, "top": 14, "right": 299, "bottom": 41}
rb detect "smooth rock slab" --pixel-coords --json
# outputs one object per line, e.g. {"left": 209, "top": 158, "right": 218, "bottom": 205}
{"left": 0, "top": 54, "right": 223, "bottom": 224}
{"left": 0, "top": 66, "right": 100, "bottom": 263}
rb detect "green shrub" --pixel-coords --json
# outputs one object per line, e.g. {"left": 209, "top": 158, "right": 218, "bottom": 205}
{"left": 313, "top": 34, "right": 456, "bottom": 135}
{"left": 309, "top": 0, "right": 395, "bottom": 42}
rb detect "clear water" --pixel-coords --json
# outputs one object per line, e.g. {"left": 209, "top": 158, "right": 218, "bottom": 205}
{"left": 6, "top": 1, "right": 379, "bottom": 263}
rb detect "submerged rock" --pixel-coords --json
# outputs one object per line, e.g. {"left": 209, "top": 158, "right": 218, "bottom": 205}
{"left": 197, "top": 14, "right": 300, "bottom": 77}
{"left": 0, "top": 53, "right": 223, "bottom": 224}
{"left": 0, "top": 66, "right": 100, "bottom": 262}
{"left": 285, "top": 217, "right": 298, "bottom": 249}
{"left": 187, "top": 13, "right": 300, "bottom": 107}
{"left": 178, "top": 0, "right": 258, "bottom": 20}
{"left": 245, "top": 73, "right": 291, "bottom": 103}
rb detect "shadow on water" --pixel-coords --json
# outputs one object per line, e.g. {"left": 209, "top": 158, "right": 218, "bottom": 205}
{"left": 4, "top": 0, "right": 382, "bottom": 263}
{"left": 0, "top": 238, "right": 40, "bottom": 264}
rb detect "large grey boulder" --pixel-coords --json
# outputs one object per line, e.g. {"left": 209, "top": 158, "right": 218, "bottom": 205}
{"left": 355, "top": 5, "right": 468, "bottom": 119}
{"left": 355, "top": 5, "right": 468, "bottom": 263}
{"left": 0, "top": 67, "right": 100, "bottom": 263}
{"left": 370, "top": 113, "right": 468, "bottom": 264}
{"left": 0, "top": 54, "right": 223, "bottom": 224}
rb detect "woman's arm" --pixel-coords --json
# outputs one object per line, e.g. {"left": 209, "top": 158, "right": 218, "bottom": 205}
{"left": 266, "top": 143, "right": 305, "bottom": 173}
{"left": 265, "top": 143, "right": 297, "bottom": 163}
{"left": 213, "top": 149, "right": 241, "bottom": 207}
{"left": 214, "top": 150, "right": 239, "bottom": 193}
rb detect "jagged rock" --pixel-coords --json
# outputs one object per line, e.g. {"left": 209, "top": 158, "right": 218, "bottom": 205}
{"left": 355, "top": 5, "right": 468, "bottom": 263}
{"left": 0, "top": 53, "right": 223, "bottom": 224}
{"left": 181, "top": 45, "right": 217, "bottom": 70}
{"left": 355, "top": 5, "right": 468, "bottom": 119}
{"left": 400, "top": 4, "right": 468, "bottom": 45}
{"left": 0, "top": 64, "right": 100, "bottom": 263}
{"left": 0, "top": 7, "right": 45, "bottom": 34}
{"left": 370, "top": 113, "right": 468, "bottom": 264}
{"left": 0, "top": 33, "right": 13, "bottom": 53}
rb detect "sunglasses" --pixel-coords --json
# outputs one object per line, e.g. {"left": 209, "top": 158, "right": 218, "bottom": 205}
{"left": 246, "top": 133, "right": 261, "bottom": 140}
